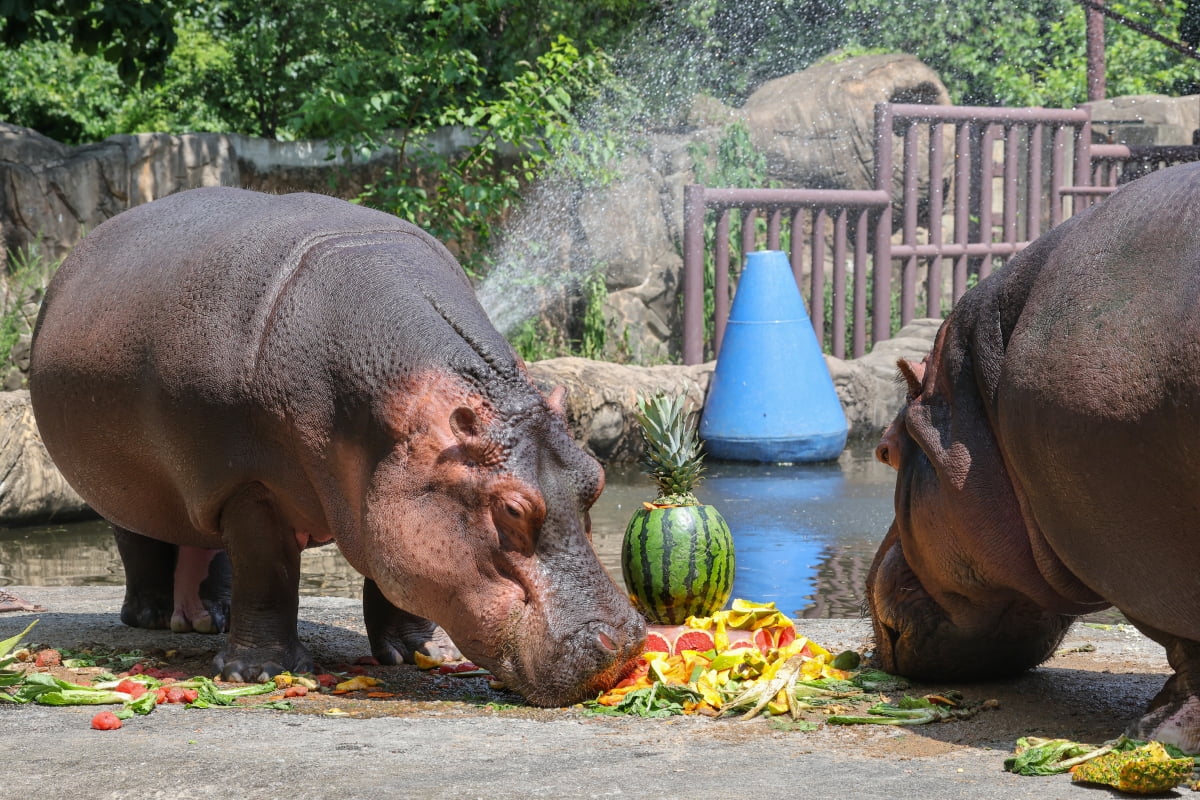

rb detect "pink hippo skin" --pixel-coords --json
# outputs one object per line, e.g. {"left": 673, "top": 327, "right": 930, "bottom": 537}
{"left": 869, "top": 161, "right": 1200, "bottom": 752}
{"left": 29, "top": 187, "right": 644, "bottom": 705}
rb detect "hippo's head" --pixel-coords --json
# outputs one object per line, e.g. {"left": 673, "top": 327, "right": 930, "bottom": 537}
{"left": 352, "top": 374, "right": 644, "bottom": 706}
{"left": 866, "top": 322, "right": 1076, "bottom": 682}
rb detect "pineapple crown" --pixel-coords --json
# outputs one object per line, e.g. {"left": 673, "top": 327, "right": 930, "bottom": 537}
{"left": 633, "top": 392, "right": 706, "bottom": 505}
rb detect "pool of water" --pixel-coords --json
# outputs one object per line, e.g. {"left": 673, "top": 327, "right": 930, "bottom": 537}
{"left": 0, "top": 443, "right": 896, "bottom": 619}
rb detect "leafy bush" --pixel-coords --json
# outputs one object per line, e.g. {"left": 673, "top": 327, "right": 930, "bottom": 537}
{"left": 1, "top": 246, "right": 59, "bottom": 384}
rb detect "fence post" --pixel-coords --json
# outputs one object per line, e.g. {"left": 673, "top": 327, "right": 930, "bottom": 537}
{"left": 682, "top": 184, "right": 705, "bottom": 365}
{"left": 872, "top": 103, "right": 894, "bottom": 344}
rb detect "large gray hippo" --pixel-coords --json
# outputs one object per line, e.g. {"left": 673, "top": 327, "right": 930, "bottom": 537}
{"left": 869, "top": 161, "right": 1200, "bottom": 751}
{"left": 29, "top": 187, "right": 644, "bottom": 705}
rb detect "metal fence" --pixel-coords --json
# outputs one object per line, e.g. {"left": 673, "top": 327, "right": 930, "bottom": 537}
{"left": 680, "top": 102, "right": 1200, "bottom": 364}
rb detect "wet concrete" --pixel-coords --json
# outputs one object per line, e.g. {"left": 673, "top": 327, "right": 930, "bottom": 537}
{"left": 0, "top": 585, "right": 1176, "bottom": 799}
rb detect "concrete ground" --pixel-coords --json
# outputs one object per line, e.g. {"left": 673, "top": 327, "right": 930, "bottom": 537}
{"left": 0, "top": 585, "right": 1176, "bottom": 799}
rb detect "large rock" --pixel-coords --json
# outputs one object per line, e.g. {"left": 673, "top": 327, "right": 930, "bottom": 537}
{"left": 740, "top": 53, "right": 951, "bottom": 192}
{"left": 527, "top": 358, "right": 715, "bottom": 463}
{"left": 0, "top": 124, "right": 236, "bottom": 262}
{"left": 575, "top": 155, "right": 685, "bottom": 364}
{"left": 0, "top": 124, "right": 407, "bottom": 262}
{"left": 1086, "top": 94, "right": 1200, "bottom": 147}
{"left": 0, "top": 390, "right": 90, "bottom": 524}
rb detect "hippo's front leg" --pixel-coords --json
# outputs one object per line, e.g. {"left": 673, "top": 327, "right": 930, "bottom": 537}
{"left": 363, "top": 579, "right": 461, "bottom": 664}
{"left": 213, "top": 485, "right": 312, "bottom": 682}
{"left": 1126, "top": 618, "right": 1200, "bottom": 753}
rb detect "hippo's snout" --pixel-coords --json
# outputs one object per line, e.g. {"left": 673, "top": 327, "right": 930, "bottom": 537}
{"left": 584, "top": 617, "right": 645, "bottom": 662}
{"left": 505, "top": 611, "right": 645, "bottom": 708}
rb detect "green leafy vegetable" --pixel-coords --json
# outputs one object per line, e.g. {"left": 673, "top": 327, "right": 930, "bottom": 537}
{"left": 581, "top": 683, "right": 702, "bottom": 718}
{"left": 0, "top": 620, "right": 36, "bottom": 668}
{"left": 827, "top": 695, "right": 982, "bottom": 726}
{"left": 1003, "top": 737, "right": 1113, "bottom": 777}
{"left": 184, "top": 677, "right": 277, "bottom": 708}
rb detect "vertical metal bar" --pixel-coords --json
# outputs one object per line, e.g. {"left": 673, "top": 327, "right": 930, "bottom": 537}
{"left": 927, "top": 121, "right": 945, "bottom": 318}
{"left": 832, "top": 209, "right": 848, "bottom": 359}
{"left": 794, "top": 208, "right": 815, "bottom": 343}
{"left": 1027, "top": 123, "right": 1043, "bottom": 240}
{"left": 813, "top": 207, "right": 828, "bottom": 351}
{"left": 873, "top": 103, "right": 894, "bottom": 344}
{"left": 901, "top": 120, "right": 919, "bottom": 328}
{"left": 682, "top": 184, "right": 705, "bottom": 365}
{"left": 1051, "top": 125, "right": 1067, "bottom": 227}
{"left": 741, "top": 208, "right": 757, "bottom": 256}
{"left": 767, "top": 209, "right": 782, "bottom": 250}
{"left": 853, "top": 208, "right": 869, "bottom": 358}
{"left": 714, "top": 209, "right": 731, "bottom": 358}
{"left": 1075, "top": 118, "right": 1093, "bottom": 215}
{"left": 954, "top": 122, "right": 971, "bottom": 302}
{"left": 790, "top": 208, "right": 806, "bottom": 288}
{"left": 1003, "top": 124, "right": 1019, "bottom": 263}
{"left": 978, "top": 123, "right": 996, "bottom": 280}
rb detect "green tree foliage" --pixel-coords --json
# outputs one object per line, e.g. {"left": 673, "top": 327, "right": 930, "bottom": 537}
{"left": 626, "top": 0, "right": 1199, "bottom": 111}
{"left": 0, "top": 0, "right": 176, "bottom": 84}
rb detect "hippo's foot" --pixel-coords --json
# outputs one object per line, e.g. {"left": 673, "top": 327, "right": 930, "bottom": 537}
{"left": 363, "top": 579, "right": 462, "bottom": 665}
{"left": 113, "top": 528, "right": 231, "bottom": 633}
{"left": 214, "top": 639, "right": 313, "bottom": 683}
{"left": 1128, "top": 692, "right": 1200, "bottom": 753}
{"left": 170, "top": 546, "right": 231, "bottom": 634}
{"left": 1125, "top": 621, "right": 1200, "bottom": 753}
{"left": 122, "top": 585, "right": 230, "bottom": 633}
{"left": 0, "top": 590, "right": 45, "bottom": 613}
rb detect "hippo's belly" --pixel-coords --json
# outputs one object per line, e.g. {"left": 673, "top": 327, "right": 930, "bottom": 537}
{"left": 998, "top": 287, "right": 1200, "bottom": 643}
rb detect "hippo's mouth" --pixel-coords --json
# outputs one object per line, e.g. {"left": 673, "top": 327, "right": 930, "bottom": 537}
{"left": 493, "top": 615, "right": 645, "bottom": 707}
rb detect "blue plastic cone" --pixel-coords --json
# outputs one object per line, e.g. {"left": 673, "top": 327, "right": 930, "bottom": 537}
{"left": 700, "top": 250, "right": 848, "bottom": 462}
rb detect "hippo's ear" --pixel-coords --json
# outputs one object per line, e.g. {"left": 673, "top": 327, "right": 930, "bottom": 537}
{"left": 546, "top": 385, "right": 568, "bottom": 420}
{"left": 449, "top": 407, "right": 502, "bottom": 467}
{"left": 896, "top": 358, "right": 926, "bottom": 400}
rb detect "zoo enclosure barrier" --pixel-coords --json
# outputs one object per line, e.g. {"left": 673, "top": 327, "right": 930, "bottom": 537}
{"left": 681, "top": 101, "right": 1200, "bottom": 364}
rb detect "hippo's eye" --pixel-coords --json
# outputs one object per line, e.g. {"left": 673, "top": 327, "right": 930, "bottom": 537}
{"left": 491, "top": 488, "right": 546, "bottom": 554}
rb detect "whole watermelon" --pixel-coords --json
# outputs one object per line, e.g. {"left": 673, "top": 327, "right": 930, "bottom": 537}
{"left": 621, "top": 504, "right": 735, "bottom": 624}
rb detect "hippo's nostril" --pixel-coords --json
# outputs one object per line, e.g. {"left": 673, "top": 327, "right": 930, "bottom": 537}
{"left": 598, "top": 631, "right": 617, "bottom": 652}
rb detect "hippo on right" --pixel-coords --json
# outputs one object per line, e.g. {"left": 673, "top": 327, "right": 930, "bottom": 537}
{"left": 868, "top": 160, "right": 1200, "bottom": 752}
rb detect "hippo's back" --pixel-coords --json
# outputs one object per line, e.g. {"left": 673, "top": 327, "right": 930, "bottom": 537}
{"left": 28, "top": 187, "right": 480, "bottom": 539}
{"left": 33, "top": 188, "right": 455, "bottom": 399}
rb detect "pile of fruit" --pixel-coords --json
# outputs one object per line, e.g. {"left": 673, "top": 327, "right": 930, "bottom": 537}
{"left": 589, "top": 599, "right": 865, "bottom": 718}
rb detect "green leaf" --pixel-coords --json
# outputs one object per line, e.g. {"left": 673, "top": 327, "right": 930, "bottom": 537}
{"left": 1003, "top": 737, "right": 1112, "bottom": 776}
{"left": 36, "top": 689, "right": 132, "bottom": 706}
{"left": 0, "top": 620, "right": 37, "bottom": 666}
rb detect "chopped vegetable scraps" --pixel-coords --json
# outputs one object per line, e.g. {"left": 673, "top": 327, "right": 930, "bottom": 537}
{"left": 1006, "top": 735, "right": 1199, "bottom": 794}
{"left": 584, "top": 601, "right": 929, "bottom": 721}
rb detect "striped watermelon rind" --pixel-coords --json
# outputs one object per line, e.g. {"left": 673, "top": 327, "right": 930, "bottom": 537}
{"left": 620, "top": 503, "right": 735, "bottom": 625}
